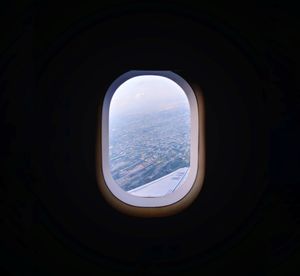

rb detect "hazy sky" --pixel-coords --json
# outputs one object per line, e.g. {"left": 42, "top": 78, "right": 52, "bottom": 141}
{"left": 109, "top": 75, "right": 189, "bottom": 118}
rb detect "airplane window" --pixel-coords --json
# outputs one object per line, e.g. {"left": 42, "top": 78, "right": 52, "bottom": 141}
{"left": 109, "top": 75, "right": 190, "bottom": 197}
{"left": 100, "top": 71, "right": 202, "bottom": 213}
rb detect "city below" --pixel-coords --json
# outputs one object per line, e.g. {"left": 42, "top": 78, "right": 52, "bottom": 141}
{"left": 109, "top": 105, "right": 191, "bottom": 194}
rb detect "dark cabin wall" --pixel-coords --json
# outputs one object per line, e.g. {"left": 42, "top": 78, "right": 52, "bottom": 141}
{"left": 1, "top": 1, "right": 299, "bottom": 275}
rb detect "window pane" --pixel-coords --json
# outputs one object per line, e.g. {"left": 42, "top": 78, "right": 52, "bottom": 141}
{"left": 109, "top": 75, "right": 191, "bottom": 197}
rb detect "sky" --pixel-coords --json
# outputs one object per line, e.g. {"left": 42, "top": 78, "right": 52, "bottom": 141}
{"left": 109, "top": 75, "right": 190, "bottom": 119}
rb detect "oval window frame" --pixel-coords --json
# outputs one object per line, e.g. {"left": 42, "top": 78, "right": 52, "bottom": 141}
{"left": 96, "top": 71, "right": 205, "bottom": 217}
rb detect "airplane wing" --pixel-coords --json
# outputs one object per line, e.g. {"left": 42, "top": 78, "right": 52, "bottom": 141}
{"left": 127, "top": 167, "right": 189, "bottom": 197}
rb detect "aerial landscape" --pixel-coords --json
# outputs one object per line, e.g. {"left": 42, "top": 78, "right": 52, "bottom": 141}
{"left": 109, "top": 105, "right": 191, "bottom": 191}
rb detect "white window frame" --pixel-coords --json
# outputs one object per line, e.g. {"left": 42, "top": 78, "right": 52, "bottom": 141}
{"left": 101, "top": 70, "right": 199, "bottom": 208}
